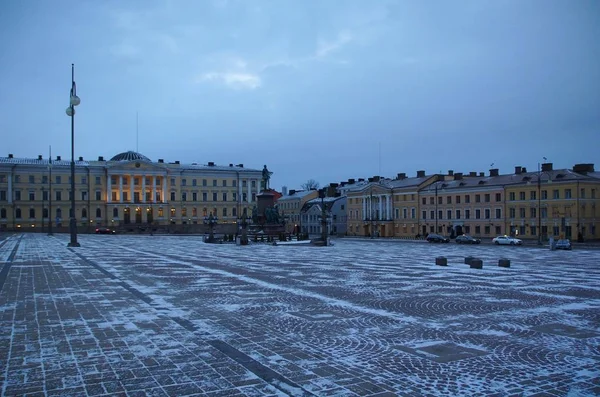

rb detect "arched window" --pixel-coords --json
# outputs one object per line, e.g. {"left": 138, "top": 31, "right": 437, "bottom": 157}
{"left": 29, "top": 208, "right": 35, "bottom": 219}
{"left": 16, "top": 208, "right": 22, "bottom": 218}
{"left": 113, "top": 208, "right": 118, "bottom": 218}
{"left": 56, "top": 208, "right": 62, "bottom": 219}
{"left": 81, "top": 208, "right": 87, "bottom": 219}
{"left": 96, "top": 208, "right": 101, "bottom": 218}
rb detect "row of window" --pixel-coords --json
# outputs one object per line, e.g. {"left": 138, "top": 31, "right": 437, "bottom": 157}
{"left": 0, "top": 190, "right": 258, "bottom": 203}
{"left": 1, "top": 174, "right": 259, "bottom": 188}
{"left": 0, "top": 206, "right": 246, "bottom": 220}
{"left": 508, "top": 188, "right": 596, "bottom": 200}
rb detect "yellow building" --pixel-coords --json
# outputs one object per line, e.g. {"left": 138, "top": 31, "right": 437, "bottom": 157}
{"left": 346, "top": 171, "right": 438, "bottom": 238}
{"left": 419, "top": 170, "right": 507, "bottom": 238}
{"left": 346, "top": 164, "right": 600, "bottom": 241}
{"left": 276, "top": 189, "right": 319, "bottom": 234}
{"left": 504, "top": 163, "right": 599, "bottom": 241}
{"left": 0, "top": 151, "right": 263, "bottom": 232}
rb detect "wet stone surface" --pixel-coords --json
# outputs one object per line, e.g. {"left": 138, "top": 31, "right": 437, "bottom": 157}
{"left": 0, "top": 233, "right": 599, "bottom": 396}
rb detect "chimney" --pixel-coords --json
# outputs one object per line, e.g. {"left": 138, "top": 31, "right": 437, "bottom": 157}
{"left": 479, "top": 172, "right": 484, "bottom": 177}
{"left": 489, "top": 168, "right": 499, "bottom": 177}
{"left": 56, "top": 156, "right": 61, "bottom": 161}
{"left": 98, "top": 156, "right": 104, "bottom": 161}
{"left": 158, "top": 159, "right": 164, "bottom": 163}
{"left": 358, "top": 178, "right": 365, "bottom": 182}
{"left": 368, "top": 177, "right": 374, "bottom": 182}
{"left": 289, "top": 189, "right": 296, "bottom": 195}
{"left": 448, "top": 170, "right": 454, "bottom": 176}
{"left": 174, "top": 160, "right": 180, "bottom": 164}
{"left": 229, "top": 163, "right": 233, "bottom": 167}
{"left": 515, "top": 166, "right": 522, "bottom": 174}
{"left": 208, "top": 161, "right": 214, "bottom": 166}
{"left": 469, "top": 171, "right": 477, "bottom": 177}
{"left": 397, "top": 172, "right": 406, "bottom": 180}
{"left": 8, "top": 153, "right": 13, "bottom": 158}
{"left": 573, "top": 163, "right": 595, "bottom": 174}
{"left": 417, "top": 170, "right": 426, "bottom": 178}
{"left": 78, "top": 156, "right": 83, "bottom": 161}
{"left": 454, "top": 172, "right": 463, "bottom": 180}
{"left": 541, "top": 163, "right": 553, "bottom": 172}
{"left": 38, "top": 155, "right": 43, "bottom": 160}
{"left": 237, "top": 164, "right": 244, "bottom": 168}
{"left": 522, "top": 167, "right": 527, "bottom": 173}
{"left": 348, "top": 178, "right": 356, "bottom": 184}
{"left": 373, "top": 176, "right": 380, "bottom": 182}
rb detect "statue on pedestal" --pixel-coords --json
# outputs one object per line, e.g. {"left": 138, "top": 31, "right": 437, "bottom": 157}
{"left": 261, "top": 165, "right": 272, "bottom": 191}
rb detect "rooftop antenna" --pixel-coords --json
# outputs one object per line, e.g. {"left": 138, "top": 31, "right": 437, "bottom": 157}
{"left": 136, "top": 111, "right": 139, "bottom": 152}
{"left": 490, "top": 162, "right": 495, "bottom": 167}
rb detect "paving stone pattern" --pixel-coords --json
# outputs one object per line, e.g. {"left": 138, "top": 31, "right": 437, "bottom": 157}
{"left": 1, "top": 234, "right": 599, "bottom": 396}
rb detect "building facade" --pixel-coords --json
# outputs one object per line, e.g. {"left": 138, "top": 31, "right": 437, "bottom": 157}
{"left": 345, "top": 164, "right": 600, "bottom": 241}
{"left": 300, "top": 196, "right": 347, "bottom": 236}
{"left": 276, "top": 189, "right": 319, "bottom": 234}
{"left": 0, "top": 151, "right": 263, "bottom": 232}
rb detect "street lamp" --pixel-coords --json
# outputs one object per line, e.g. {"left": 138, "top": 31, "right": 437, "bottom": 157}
{"left": 48, "top": 152, "right": 53, "bottom": 236}
{"left": 537, "top": 160, "right": 552, "bottom": 245}
{"left": 319, "top": 188, "right": 328, "bottom": 244}
{"left": 204, "top": 213, "right": 218, "bottom": 243}
{"left": 66, "top": 63, "right": 81, "bottom": 247}
{"left": 236, "top": 209, "right": 252, "bottom": 245}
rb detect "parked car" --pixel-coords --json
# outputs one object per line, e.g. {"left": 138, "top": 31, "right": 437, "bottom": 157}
{"left": 492, "top": 235, "right": 522, "bottom": 245}
{"left": 456, "top": 235, "right": 481, "bottom": 244}
{"left": 95, "top": 227, "right": 116, "bottom": 234}
{"left": 555, "top": 239, "right": 572, "bottom": 250}
{"left": 426, "top": 233, "right": 450, "bottom": 243}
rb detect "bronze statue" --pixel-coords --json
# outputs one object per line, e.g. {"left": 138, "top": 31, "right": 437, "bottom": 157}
{"left": 261, "top": 165, "right": 272, "bottom": 191}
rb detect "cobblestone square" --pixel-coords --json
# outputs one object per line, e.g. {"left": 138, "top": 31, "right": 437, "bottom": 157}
{"left": 1, "top": 234, "right": 599, "bottom": 396}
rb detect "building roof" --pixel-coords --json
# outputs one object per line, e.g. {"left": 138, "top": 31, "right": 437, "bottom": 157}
{"left": 0, "top": 156, "right": 89, "bottom": 167}
{"left": 110, "top": 151, "right": 151, "bottom": 162}
{"left": 423, "top": 168, "right": 593, "bottom": 192}
{"left": 277, "top": 190, "right": 317, "bottom": 201}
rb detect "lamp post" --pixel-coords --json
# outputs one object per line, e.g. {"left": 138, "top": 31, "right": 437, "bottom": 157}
{"left": 237, "top": 209, "right": 252, "bottom": 245}
{"left": 204, "top": 213, "right": 218, "bottom": 243}
{"left": 66, "top": 63, "right": 81, "bottom": 247}
{"left": 48, "top": 148, "right": 53, "bottom": 236}
{"left": 537, "top": 160, "right": 551, "bottom": 245}
{"left": 41, "top": 186, "right": 45, "bottom": 233}
{"left": 319, "top": 188, "right": 328, "bottom": 243}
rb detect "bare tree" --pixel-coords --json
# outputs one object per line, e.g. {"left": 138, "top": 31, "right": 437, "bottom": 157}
{"left": 301, "top": 179, "right": 320, "bottom": 190}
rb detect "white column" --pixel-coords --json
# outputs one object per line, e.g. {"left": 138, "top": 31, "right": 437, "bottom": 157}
{"left": 387, "top": 194, "right": 392, "bottom": 219}
{"left": 8, "top": 172, "right": 12, "bottom": 203}
{"left": 152, "top": 176, "right": 156, "bottom": 203}
{"left": 107, "top": 173, "right": 112, "bottom": 203}
{"left": 130, "top": 175, "right": 134, "bottom": 203}
{"left": 247, "top": 179, "right": 251, "bottom": 202}
{"left": 119, "top": 175, "right": 123, "bottom": 203}
{"left": 238, "top": 178, "right": 242, "bottom": 202}
{"left": 162, "top": 176, "right": 167, "bottom": 202}
{"left": 142, "top": 175, "right": 146, "bottom": 203}
{"left": 362, "top": 196, "right": 366, "bottom": 219}
{"left": 379, "top": 195, "right": 383, "bottom": 219}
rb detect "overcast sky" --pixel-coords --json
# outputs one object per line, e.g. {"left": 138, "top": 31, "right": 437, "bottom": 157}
{"left": 1, "top": 0, "right": 599, "bottom": 190}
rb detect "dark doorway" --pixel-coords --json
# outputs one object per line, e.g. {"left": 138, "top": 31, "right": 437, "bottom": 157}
{"left": 124, "top": 208, "right": 131, "bottom": 224}
{"left": 147, "top": 208, "right": 153, "bottom": 224}
{"left": 455, "top": 225, "right": 463, "bottom": 236}
{"left": 135, "top": 207, "right": 142, "bottom": 223}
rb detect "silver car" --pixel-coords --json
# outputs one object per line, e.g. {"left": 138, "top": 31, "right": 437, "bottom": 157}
{"left": 492, "top": 235, "right": 522, "bottom": 245}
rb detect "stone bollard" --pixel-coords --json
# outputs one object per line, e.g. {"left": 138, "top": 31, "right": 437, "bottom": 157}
{"left": 435, "top": 256, "right": 448, "bottom": 266}
{"left": 464, "top": 256, "right": 475, "bottom": 265}
{"left": 498, "top": 258, "right": 511, "bottom": 268}
{"left": 469, "top": 259, "right": 483, "bottom": 269}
